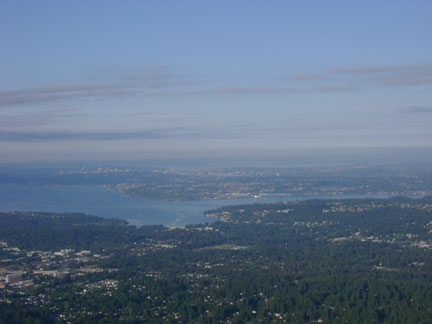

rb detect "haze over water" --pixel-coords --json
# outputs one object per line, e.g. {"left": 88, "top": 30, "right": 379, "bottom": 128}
{"left": 0, "top": 183, "right": 396, "bottom": 227}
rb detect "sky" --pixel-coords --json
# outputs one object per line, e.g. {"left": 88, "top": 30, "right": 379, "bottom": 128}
{"left": 1, "top": 1, "right": 432, "bottom": 163}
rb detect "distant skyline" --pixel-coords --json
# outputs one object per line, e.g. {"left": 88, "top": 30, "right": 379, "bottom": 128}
{"left": 1, "top": 1, "right": 431, "bottom": 163}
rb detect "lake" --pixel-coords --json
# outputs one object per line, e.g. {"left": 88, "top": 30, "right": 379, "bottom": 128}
{"left": 0, "top": 184, "right": 393, "bottom": 227}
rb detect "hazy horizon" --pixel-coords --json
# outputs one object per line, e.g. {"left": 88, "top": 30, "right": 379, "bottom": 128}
{"left": 1, "top": 146, "right": 431, "bottom": 171}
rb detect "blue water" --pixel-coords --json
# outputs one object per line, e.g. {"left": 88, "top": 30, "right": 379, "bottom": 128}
{"left": 0, "top": 184, "right": 392, "bottom": 227}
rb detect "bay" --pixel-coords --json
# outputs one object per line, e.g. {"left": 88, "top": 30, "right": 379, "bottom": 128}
{"left": 0, "top": 184, "right": 392, "bottom": 227}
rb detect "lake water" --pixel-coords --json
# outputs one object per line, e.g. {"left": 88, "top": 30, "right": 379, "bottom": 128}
{"left": 0, "top": 184, "right": 393, "bottom": 227}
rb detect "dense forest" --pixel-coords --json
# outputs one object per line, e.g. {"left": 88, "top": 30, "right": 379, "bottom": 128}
{"left": 1, "top": 197, "right": 432, "bottom": 323}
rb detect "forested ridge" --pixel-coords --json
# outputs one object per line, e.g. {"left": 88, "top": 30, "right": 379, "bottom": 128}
{"left": 1, "top": 197, "right": 431, "bottom": 323}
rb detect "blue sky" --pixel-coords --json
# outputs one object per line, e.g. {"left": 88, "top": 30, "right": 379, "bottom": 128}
{"left": 1, "top": 1, "right": 431, "bottom": 162}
